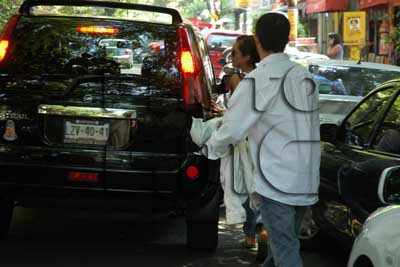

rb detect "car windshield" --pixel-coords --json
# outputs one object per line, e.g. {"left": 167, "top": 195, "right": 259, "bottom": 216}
{"left": 207, "top": 34, "right": 238, "bottom": 51}
{"left": 309, "top": 64, "right": 400, "bottom": 96}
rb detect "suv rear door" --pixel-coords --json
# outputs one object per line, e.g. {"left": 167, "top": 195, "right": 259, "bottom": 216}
{"left": 101, "top": 24, "right": 187, "bottom": 195}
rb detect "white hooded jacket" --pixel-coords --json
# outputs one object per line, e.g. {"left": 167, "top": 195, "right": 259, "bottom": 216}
{"left": 190, "top": 117, "right": 254, "bottom": 224}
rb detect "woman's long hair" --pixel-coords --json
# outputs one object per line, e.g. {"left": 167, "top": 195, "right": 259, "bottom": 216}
{"left": 236, "top": 35, "right": 260, "bottom": 67}
{"left": 328, "top": 32, "right": 342, "bottom": 46}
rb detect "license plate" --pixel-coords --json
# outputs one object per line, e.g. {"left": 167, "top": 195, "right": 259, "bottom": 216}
{"left": 64, "top": 119, "right": 110, "bottom": 145}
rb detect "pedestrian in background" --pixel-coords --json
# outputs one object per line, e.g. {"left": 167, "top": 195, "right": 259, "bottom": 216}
{"left": 204, "top": 12, "right": 320, "bottom": 267}
{"left": 327, "top": 32, "right": 344, "bottom": 59}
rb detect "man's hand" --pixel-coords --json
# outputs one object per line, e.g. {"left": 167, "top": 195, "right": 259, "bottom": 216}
{"left": 209, "top": 100, "right": 225, "bottom": 117}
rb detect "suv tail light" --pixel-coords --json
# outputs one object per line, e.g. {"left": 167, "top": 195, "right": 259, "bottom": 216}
{"left": 0, "top": 15, "right": 20, "bottom": 63}
{"left": 186, "top": 165, "right": 199, "bottom": 181}
{"left": 178, "top": 27, "right": 204, "bottom": 107}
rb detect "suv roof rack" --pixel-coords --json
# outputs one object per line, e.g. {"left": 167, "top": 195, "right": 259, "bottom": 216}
{"left": 19, "top": 0, "right": 183, "bottom": 24}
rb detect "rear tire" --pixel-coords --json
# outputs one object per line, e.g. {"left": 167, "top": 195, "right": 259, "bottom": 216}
{"left": 186, "top": 186, "right": 221, "bottom": 251}
{"left": 186, "top": 221, "right": 218, "bottom": 251}
{"left": 0, "top": 197, "right": 14, "bottom": 240}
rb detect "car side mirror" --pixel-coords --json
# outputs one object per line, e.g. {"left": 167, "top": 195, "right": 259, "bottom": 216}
{"left": 378, "top": 166, "right": 400, "bottom": 204}
{"left": 320, "top": 123, "right": 339, "bottom": 143}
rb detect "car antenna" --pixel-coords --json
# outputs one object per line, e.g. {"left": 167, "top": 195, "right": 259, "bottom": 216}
{"left": 357, "top": 58, "right": 362, "bottom": 64}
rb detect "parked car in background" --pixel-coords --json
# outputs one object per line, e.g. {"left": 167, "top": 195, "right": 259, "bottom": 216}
{"left": 299, "top": 79, "right": 400, "bottom": 251}
{"left": 0, "top": 0, "right": 220, "bottom": 250}
{"left": 347, "top": 167, "right": 400, "bottom": 267}
{"left": 307, "top": 59, "right": 400, "bottom": 97}
{"left": 203, "top": 29, "right": 244, "bottom": 77}
{"left": 304, "top": 59, "right": 400, "bottom": 125}
{"left": 218, "top": 58, "right": 400, "bottom": 125}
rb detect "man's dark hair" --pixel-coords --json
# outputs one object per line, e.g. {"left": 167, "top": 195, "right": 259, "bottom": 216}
{"left": 236, "top": 35, "right": 260, "bottom": 67}
{"left": 255, "top": 12, "right": 290, "bottom": 53}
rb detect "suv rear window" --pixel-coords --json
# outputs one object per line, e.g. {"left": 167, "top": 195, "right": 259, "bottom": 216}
{"left": 1, "top": 16, "right": 181, "bottom": 94}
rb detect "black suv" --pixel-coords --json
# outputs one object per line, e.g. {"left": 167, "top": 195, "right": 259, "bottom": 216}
{"left": 0, "top": 0, "right": 221, "bottom": 250}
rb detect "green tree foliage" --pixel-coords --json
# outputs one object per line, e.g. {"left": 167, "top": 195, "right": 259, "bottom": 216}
{"left": 298, "top": 19, "right": 309, "bottom": 38}
{"left": 176, "top": 0, "right": 233, "bottom": 22}
{"left": 0, "top": 0, "right": 24, "bottom": 31}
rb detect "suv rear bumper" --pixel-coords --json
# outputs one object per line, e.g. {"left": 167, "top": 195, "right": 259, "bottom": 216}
{"left": 0, "top": 145, "right": 220, "bottom": 213}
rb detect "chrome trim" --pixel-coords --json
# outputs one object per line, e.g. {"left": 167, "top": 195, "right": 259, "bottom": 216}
{"left": 0, "top": 163, "right": 105, "bottom": 171}
{"left": 0, "top": 183, "right": 174, "bottom": 194}
{"left": 38, "top": 104, "right": 137, "bottom": 119}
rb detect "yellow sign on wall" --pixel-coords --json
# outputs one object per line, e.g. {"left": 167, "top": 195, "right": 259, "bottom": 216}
{"left": 236, "top": 0, "right": 252, "bottom": 7}
{"left": 288, "top": 9, "right": 298, "bottom": 42}
{"left": 343, "top": 11, "right": 366, "bottom": 46}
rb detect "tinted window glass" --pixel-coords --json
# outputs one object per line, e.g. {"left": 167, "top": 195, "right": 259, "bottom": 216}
{"left": 310, "top": 64, "right": 400, "bottom": 96}
{"left": 373, "top": 90, "right": 400, "bottom": 154}
{"left": 342, "top": 87, "right": 397, "bottom": 146}
{"left": 0, "top": 17, "right": 180, "bottom": 94}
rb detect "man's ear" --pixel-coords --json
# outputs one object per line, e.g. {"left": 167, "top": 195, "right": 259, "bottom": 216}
{"left": 254, "top": 34, "right": 260, "bottom": 47}
{"left": 253, "top": 34, "right": 263, "bottom": 57}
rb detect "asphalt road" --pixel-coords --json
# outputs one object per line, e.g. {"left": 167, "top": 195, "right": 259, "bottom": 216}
{"left": 0, "top": 207, "right": 348, "bottom": 267}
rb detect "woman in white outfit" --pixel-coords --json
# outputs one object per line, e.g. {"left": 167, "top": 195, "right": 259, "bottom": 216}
{"left": 211, "top": 35, "right": 268, "bottom": 261}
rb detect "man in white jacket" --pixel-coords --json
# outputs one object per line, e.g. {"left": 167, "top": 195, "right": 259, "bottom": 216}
{"left": 204, "top": 13, "right": 320, "bottom": 267}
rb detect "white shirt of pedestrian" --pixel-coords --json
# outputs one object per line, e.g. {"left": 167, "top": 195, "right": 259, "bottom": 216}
{"left": 204, "top": 53, "right": 320, "bottom": 206}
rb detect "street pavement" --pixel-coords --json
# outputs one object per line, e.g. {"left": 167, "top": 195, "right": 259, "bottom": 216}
{"left": 0, "top": 207, "right": 348, "bottom": 267}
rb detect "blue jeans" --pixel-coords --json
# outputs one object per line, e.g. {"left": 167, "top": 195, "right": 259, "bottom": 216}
{"left": 242, "top": 198, "right": 261, "bottom": 238}
{"left": 259, "top": 196, "right": 307, "bottom": 267}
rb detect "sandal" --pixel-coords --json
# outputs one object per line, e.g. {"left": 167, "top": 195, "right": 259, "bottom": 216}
{"left": 256, "top": 231, "right": 269, "bottom": 262}
{"left": 240, "top": 236, "right": 257, "bottom": 249}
